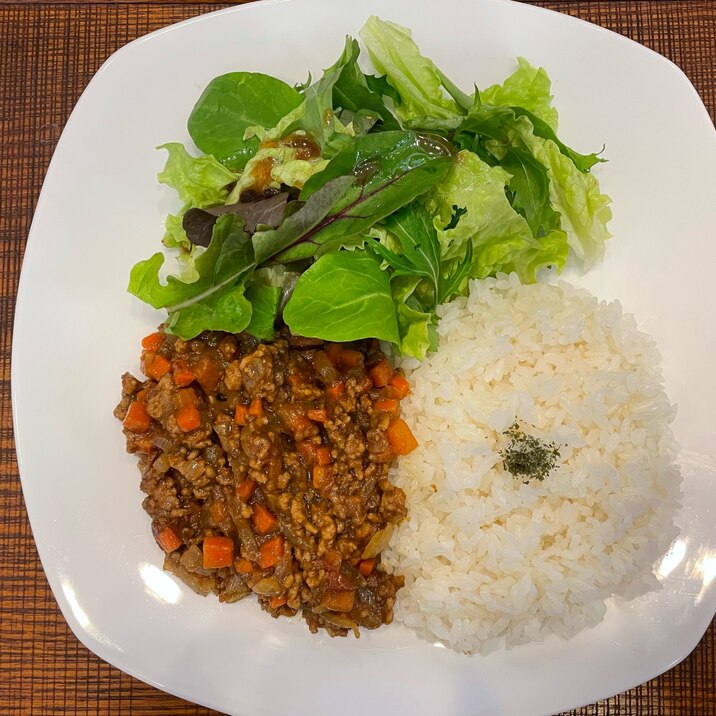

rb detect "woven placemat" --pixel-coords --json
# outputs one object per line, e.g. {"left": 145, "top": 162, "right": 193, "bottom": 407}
{"left": 1, "top": 2, "right": 714, "bottom": 714}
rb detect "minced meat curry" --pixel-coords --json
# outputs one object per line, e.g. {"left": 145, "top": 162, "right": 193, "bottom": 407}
{"left": 114, "top": 328, "right": 416, "bottom": 636}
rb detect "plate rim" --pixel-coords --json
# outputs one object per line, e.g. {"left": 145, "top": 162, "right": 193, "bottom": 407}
{"left": 12, "top": 0, "right": 716, "bottom": 714}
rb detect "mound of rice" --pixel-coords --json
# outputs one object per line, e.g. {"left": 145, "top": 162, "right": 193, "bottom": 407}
{"left": 383, "top": 274, "right": 681, "bottom": 654}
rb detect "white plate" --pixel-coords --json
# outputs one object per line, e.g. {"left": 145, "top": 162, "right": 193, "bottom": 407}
{"left": 12, "top": 1, "right": 716, "bottom": 714}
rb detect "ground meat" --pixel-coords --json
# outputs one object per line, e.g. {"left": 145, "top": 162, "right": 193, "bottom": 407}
{"left": 239, "top": 345, "right": 276, "bottom": 400}
{"left": 116, "top": 327, "right": 410, "bottom": 637}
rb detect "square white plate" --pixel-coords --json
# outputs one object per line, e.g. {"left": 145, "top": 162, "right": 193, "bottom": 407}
{"left": 12, "top": 1, "right": 716, "bottom": 715}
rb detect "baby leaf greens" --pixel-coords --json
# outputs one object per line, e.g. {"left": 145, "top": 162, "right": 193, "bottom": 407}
{"left": 129, "top": 214, "right": 252, "bottom": 310}
{"left": 128, "top": 16, "right": 612, "bottom": 359}
{"left": 369, "top": 202, "right": 473, "bottom": 355}
{"left": 253, "top": 131, "right": 453, "bottom": 264}
{"left": 283, "top": 252, "right": 400, "bottom": 343}
{"left": 187, "top": 73, "right": 303, "bottom": 170}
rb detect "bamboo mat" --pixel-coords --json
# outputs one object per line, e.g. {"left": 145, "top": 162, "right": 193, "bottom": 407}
{"left": 1, "top": 1, "right": 715, "bottom": 714}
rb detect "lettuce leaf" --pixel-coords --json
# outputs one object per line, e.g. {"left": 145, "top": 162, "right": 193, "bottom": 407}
{"left": 448, "top": 101, "right": 610, "bottom": 270}
{"left": 517, "top": 124, "right": 612, "bottom": 268}
{"left": 182, "top": 193, "right": 289, "bottom": 248}
{"left": 226, "top": 143, "right": 328, "bottom": 203}
{"left": 391, "top": 275, "right": 436, "bottom": 360}
{"left": 426, "top": 150, "right": 569, "bottom": 282}
{"left": 162, "top": 213, "right": 189, "bottom": 252}
{"left": 159, "top": 214, "right": 201, "bottom": 283}
{"left": 502, "top": 228, "right": 569, "bottom": 282}
{"left": 253, "top": 131, "right": 453, "bottom": 264}
{"left": 283, "top": 251, "right": 400, "bottom": 343}
{"left": 128, "top": 214, "right": 254, "bottom": 310}
{"left": 481, "top": 57, "right": 559, "bottom": 130}
{"left": 360, "top": 16, "right": 461, "bottom": 122}
{"left": 226, "top": 37, "right": 388, "bottom": 205}
{"left": 244, "top": 37, "right": 370, "bottom": 157}
{"left": 332, "top": 38, "right": 400, "bottom": 130}
{"left": 160, "top": 214, "right": 194, "bottom": 273}
{"left": 368, "top": 202, "right": 472, "bottom": 359}
{"left": 165, "top": 283, "right": 252, "bottom": 338}
{"left": 244, "top": 283, "right": 282, "bottom": 340}
{"left": 154, "top": 143, "right": 240, "bottom": 280}
{"left": 428, "top": 150, "right": 532, "bottom": 268}
{"left": 187, "top": 72, "right": 303, "bottom": 170}
{"left": 157, "top": 143, "right": 238, "bottom": 207}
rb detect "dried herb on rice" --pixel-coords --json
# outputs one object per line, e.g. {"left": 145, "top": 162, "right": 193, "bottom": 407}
{"left": 500, "top": 422, "right": 561, "bottom": 484}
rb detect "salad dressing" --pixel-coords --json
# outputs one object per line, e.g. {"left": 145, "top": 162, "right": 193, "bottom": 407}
{"left": 280, "top": 133, "right": 321, "bottom": 161}
{"left": 247, "top": 156, "right": 276, "bottom": 194}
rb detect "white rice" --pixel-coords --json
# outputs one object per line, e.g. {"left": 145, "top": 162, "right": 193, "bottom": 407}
{"left": 384, "top": 274, "right": 681, "bottom": 654}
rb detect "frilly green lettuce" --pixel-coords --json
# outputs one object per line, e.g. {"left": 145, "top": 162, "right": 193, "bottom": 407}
{"left": 514, "top": 119, "right": 612, "bottom": 268}
{"left": 481, "top": 57, "right": 559, "bottom": 130}
{"left": 155, "top": 143, "right": 240, "bottom": 282}
{"left": 360, "top": 16, "right": 460, "bottom": 122}
{"left": 428, "top": 150, "right": 532, "bottom": 272}
{"left": 157, "top": 143, "right": 238, "bottom": 207}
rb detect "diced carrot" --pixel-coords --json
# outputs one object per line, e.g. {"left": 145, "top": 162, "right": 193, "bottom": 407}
{"left": 135, "top": 436, "right": 154, "bottom": 454}
{"left": 208, "top": 500, "right": 228, "bottom": 526}
{"left": 369, "top": 359, "right": 394, "bottom": 388}
{"left": 373, "top": 398, "right": 399, "bottom": 416}
{"left": 172, "top": 359, "right": 195, "bottom": 388}
{"left": 312, "top": 464, "right": 330, "bottom": 490}
{"left": 202, "top": 535, "right": 234, "bottom": 569}
{"left": 379, "top": 385, "right": 401, "bottom": 400}
{"left": 389, "top": 372, "right": 410, "bottom": 399}
{"left": 236, "top": 478, "right": 256, "bottom": 503}
{"left": 235, "top": 403, "right": 249, "bottom": 426}
{"left": 306, "top": 408, "right": 328, "bottom": 423}
{"left": 155, "top": 525, "right": 182, "bottom": 553}
{"left": 135, "top": 388, "right": 150, "bottom": 404}
{"left": 325, "top": 343, "right": 343, "bottom": 368}
{"left": 259, "top": 535, "right": 284, "bottom": 569}
{"left": 252, "top": 504, "right": 278, "bottom": 534}
{"left": 248, "top": 397, "right": 263, "bottom": 418}
{"left": 326, "top": 381, "right": 345, "bottom": 401}
{"left": 386, "top": 418, "right": 418, "bottom": 456}
{"left": 193, "top": 356, "right": 221, "bottom": 393}
{"left": 316, "top": 447, "right": 332, "bottom": 467}
{"left": 322, "top": 590, "right": 355, "bottom": 612}
{"left": 234, "top": 557, "right": 255, "bottom": 574}
{"left": 141, "top": 332, "right": 163, "bottom": 352}
{"left": 176, "top": 404, "right": 201, "bottom": 432}
{"left": 339, "top": 349, "right": 362, "bottom": 369}
{"left": 297, "top": 440, "right": 319, "bottom": 466}
{"left": 269, "top": 594, "right": 288, "bottom": 609}
{"left": 358, "top": 558, "right": 376, "bottom": 577}
{"left": 281, "top": 404, "right": 313, "bottom": 433}
{"left": 123, "top": 401, "right": 151, "bottom": 433}
{"left": 292, "top": 415, "right": 313, "bottom": 435}
{"left": 144, "top": 353, "right": 171, "bottom": 381}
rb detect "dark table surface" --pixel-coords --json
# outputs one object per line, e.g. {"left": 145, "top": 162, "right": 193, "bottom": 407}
{"left": 1, "top": 1, "right": 715, "bottom": 714}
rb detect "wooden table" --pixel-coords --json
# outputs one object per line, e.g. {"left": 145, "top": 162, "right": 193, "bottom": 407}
{"left": 1, "top": 1, "right": 714, "bottom": 714}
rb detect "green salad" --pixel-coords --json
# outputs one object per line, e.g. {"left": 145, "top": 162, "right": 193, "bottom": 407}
{"left": 129, "top": 16, "right": 612, "bottom": 359}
